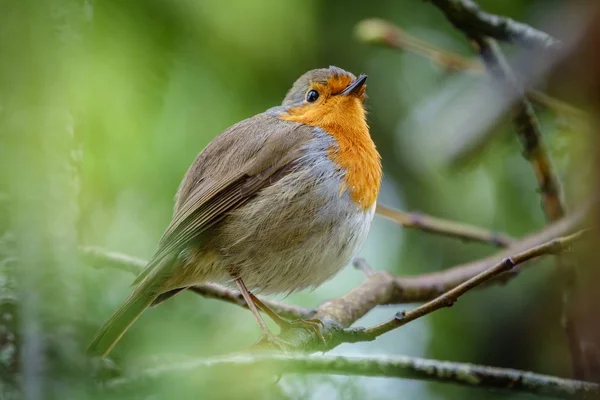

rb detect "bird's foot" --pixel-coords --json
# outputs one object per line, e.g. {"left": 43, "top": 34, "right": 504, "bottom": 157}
{"left": 247, "top": 293, "right": 326, "bottom": 345}
{"left": 253, "top": 330, "right": 292, "bottom": 352}
{"left": 277, "top": 318, "right": 326, "bottom": 344}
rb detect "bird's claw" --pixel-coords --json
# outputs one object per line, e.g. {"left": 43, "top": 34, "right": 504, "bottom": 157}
{"left": 279, "top": 318, "right": 326, "bottom": 344}
{"left": 254, "top": 330, "right": 292, "bottom": 352}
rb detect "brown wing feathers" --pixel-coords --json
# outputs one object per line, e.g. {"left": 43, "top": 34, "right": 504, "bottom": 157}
{"left": 132, "top": 115, "right": 313, "bottom": 286}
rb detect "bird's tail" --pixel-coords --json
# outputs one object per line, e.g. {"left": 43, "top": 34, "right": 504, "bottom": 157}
{"left": 87, "top": 255, "right": 174, "bottom": 358}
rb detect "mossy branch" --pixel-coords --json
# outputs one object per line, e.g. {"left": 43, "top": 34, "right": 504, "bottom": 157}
{"left": 106, "top": 353, "right": 599, "bottom": 398}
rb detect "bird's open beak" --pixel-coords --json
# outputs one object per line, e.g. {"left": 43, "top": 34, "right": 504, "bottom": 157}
{"left": 341, "top": 74, "right": 367, "bottom": 96}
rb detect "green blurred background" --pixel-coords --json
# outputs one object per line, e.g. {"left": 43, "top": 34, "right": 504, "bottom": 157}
{"left": 0, "top": 0, "right": 594, "bottom": 399}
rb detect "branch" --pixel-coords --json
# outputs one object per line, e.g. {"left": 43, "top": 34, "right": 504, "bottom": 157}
{"left": 475, "top": 38, "right": 566, "bottom": 221}
{"left": 527, "top": 90, "right": 588, "bottom": 120}
{"left": 425, "top": 0, "right": 584, "bottom": 379}
{"left": 376, "top": 204, "right": 515, "bottom": 247}
{"left": 427, "top": 0, "right": 562, "bottom": 51}
{"left": 355, "top": 18, "right": 586, "bottom": 119}
{"left": 477, "top": 34, "right": 587, "bottom": 376}
{"left": 382, "top": 207, "right": 588, "bottom": 305}
{"left": 278, "top": 209, "right": 587, "bottom": 351}
{"left": 356, "top": 18, "right": 483, "bottom": 72}
{"left": 80, "top": 247, "right": 315, "bottom": 320}
{"left": 82, "top": 208, "right": 588, "bottom": 352}
{"left": 356, "top": 229, "right": 588, "bottom": 340}
{"left": 106, "top": 353, "right": 600, "bottom": 398}
{"left": 352, "top": 258, "right": 375, "bottom": 276}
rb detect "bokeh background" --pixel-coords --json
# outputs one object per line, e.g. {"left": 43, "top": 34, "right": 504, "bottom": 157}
{"left": 0, "top": 0, "right": 597, "bottom": 399}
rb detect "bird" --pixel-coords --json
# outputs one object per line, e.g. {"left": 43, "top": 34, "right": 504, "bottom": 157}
{"left": 88, "top": 66, "right": 382, "bottom": 357}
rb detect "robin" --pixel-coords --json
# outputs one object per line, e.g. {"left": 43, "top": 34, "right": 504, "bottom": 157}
{"left": 88, "top": 66, "right": 382, "bottom": 357}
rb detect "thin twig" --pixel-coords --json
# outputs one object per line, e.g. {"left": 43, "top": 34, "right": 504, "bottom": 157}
{"left": 352, "top": 258, "right": 375, "bottom": 277}
{"left": 105, "top": 353, "right": 599, "bottom": 398}
{"left": 384, "top": 207, "right": 588, "bottom": 304}
{"left": 527, "top": 90, "right": 588, "bottom": 120}
{"left": 355, "top": 18, "right": 586, "bottom": 119}
{"left": 356, "top": 229, "right": 588, "bottom": 340}
{"left": 355, "top": 18, "right": 483, "bottom": 72}
{"left": 376, "top": 204, "right": 515, "bottom": 247}
{"left": 428, "top": 0, "right": 562, "bottom": 51}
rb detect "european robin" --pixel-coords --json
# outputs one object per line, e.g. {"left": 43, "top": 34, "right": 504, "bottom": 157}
{"left": 88, "top": 66, "right": 382, "bottom": 356}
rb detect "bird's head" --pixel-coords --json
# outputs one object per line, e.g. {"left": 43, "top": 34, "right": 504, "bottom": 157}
{"left": 281, "top": 66, "right": 368, "bottom": 130}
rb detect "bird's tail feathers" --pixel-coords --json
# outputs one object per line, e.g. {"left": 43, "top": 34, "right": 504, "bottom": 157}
{"left": 87, "top": 255, "right": 176, "bottom": 357}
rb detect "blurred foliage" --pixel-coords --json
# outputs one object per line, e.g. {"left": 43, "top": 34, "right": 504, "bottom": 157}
{"left": 0, "top": 0, "right": 594, "bottom": 399}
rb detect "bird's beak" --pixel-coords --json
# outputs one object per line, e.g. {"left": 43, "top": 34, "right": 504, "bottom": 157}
{"left": 341, "top": 74, "right": 367, "bottom": 96}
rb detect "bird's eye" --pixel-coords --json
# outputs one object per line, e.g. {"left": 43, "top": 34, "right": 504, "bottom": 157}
{"left": 306, "top": 90, "right": 319, "bottom": 103}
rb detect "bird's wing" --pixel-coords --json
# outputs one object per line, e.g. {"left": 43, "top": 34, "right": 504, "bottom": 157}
{"left": 132, "top": 113, "right": 313, "bottom": 285}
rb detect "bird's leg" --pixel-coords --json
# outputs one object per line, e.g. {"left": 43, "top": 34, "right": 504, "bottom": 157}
{"left": 231, "top": 276, "right": 290, "bottom": 350}
{"left": 249, "top": 293, "right": 326, "bottom": 344}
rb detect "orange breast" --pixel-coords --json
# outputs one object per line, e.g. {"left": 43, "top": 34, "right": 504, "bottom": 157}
{"left": 282, "top": 96, "right": 382, "bottom": 210}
